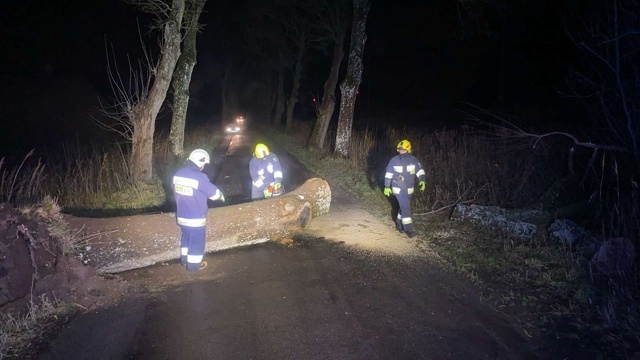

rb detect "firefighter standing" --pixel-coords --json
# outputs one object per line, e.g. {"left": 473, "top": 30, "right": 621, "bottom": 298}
{"left": 384, "top": 140, "right": 426, "bottom": 238}
{"left": 249, "top": 143, "right": 284, "bottom": 200}
{"left": 172, "top": 149, "right": 225, "bottom": 271}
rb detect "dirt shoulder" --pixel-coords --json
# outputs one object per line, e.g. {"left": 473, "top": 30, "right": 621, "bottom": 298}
{"left": 303, "top": 183, "right": 421, "bottom": 256}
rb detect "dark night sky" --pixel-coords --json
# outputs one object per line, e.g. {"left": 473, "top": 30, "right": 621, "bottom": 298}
{"left": 0, "top": 0, "right": 574, "bottom": 156}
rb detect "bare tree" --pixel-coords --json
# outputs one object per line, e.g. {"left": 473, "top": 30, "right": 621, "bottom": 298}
{"left": 334, "top": 0, "right": 371, "bottom": 157}
{"left": 244, "top": 23, "right": 286, "bottom": 126}
{"left": 169, "top": 0, "right": 208, "bottom": 157}
{"left": 273, "top": 53, "right": 286, "bottom": 126}
{"left": 101, "top": 0, "right": 185, "bottom": 183}
{"left": 244, "top": 0, "right": 302, "bottom": 128}
{"left": 463, "top": 0, "right": 640, "bottom": 238}
{"left": 308, "top": 0, "right": 349, "bottom": 150}
{"left": 271, "top": 1, "right": 318, "bottom": 133}
{"left": 560, "top": 0, "right": 640, "bottom": 237}
{"left": 284, "top": 28, "right": 307, "bottom": 133}
{"left": 560, "top": 0, "right": 639, "bottom": 160}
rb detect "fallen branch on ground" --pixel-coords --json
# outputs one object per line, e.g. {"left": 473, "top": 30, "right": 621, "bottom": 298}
{"left": 415, "top": 183, "right": 488, "bottom": 216}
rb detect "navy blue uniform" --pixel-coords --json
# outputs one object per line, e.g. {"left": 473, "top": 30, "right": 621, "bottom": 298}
{"left": 173, "top": 162, "right": 223, "bottom": 271}
{"left": 384, "top": 153, "right": 426, "bottom": 235}
{"left": 249, "top": 153, "right": 283, "bottom": 199}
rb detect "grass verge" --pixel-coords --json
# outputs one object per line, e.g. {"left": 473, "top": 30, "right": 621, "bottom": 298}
{"left": 0, "top": 296, "right": 77, "bottom": 359}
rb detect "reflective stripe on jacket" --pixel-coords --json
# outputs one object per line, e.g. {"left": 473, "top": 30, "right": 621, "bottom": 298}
{"left": 384, "top": 153, "right": 426, "bottom": 195}
{"left": 249, "top": 153, "right": 283, "bottom": 191}
{"left": 173, "top": 162, "right": 221, "bottom": 228}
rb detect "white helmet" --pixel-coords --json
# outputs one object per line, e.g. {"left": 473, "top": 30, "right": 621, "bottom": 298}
{"left": 188, "top": 149, "right": 210, "bottom": 167}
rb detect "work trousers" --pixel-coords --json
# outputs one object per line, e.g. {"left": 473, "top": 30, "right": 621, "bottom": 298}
{"left": 179, "top": 225, "right": 206, "bottom": 272}
{"left": 395, "top": 193, "right": 414, "bottom": 234}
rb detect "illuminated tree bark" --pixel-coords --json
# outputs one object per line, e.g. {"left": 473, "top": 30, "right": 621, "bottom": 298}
{"left": 170, "top": 0, "right": 207, "bottom": 157}
{"left": 68, "top": 178, "right": 332, "bottom": 273}
{"left": 310, "top": 0, "right": 348, "bottom": 150}
{"left": 334, "top": 0, "right": 370, "bottom": 157}
{"left": 311, "top": 30, "right": 345, "bottom": 149}
{"left": 126, "top": 0, "right": 185, "bottom": 183}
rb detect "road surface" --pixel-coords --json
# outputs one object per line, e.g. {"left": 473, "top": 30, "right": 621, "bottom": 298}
{"left": 37, "top": 129, "right": 547, "bottom": 360}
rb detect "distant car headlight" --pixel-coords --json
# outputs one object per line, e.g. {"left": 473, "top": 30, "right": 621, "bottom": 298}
{"left": 225, "top": 125, "right": 240, "bottom": 133}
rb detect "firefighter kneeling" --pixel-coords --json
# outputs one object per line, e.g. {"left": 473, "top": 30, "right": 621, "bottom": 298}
{"left": 250, "top": 143, "right": 285, "bottom": 200}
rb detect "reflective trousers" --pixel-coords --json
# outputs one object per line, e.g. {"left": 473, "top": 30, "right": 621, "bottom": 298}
{"left": 395, "top": 193, "right": 414, "bottom": 234}
{"left": 179, "top": 225, "right": 206, "bottom": 272}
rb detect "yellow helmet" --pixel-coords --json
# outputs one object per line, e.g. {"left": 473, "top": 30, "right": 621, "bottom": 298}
{"left": 255, "top": 143, "right": 270, "bottom": 159}
{"left": 397, "top": 139, "right": 412, "bottom": 153}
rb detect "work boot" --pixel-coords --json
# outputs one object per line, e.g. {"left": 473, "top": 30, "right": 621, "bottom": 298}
{"left": 181, "top": 255, "right": 187, "bottom": 266}
{"left": 186, "top": 260, "right": 208, "bottom": 272}
{"left": 406, "top": 232, "right": 417, "bottom": 239}
{"left": 396, "top": 223, "right": 405, "bottom": 233}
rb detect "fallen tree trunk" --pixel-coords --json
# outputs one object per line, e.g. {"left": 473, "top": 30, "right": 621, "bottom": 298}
{"left": 66, "top": 178, "right": 331, "bottom": 273}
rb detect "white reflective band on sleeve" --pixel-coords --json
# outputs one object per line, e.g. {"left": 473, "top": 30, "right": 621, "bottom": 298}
{"left": 392, "top": 187, "right": 401, "bottom": 194}
{"left": 407, "top": 165, "right": 416, "bottom": 174}
{"left": 393, "top": 166, "right": 403, "bottom": 172}
{"left": 416, "top": 169, "right": 425, "bottom": 177}
{"left": 187, "top": 254, "right": 203, "bottom": 263}
{"left": 253, "top": 179, "right": 264, "bottom": 187}
{"left": 177, "top": 217, "right": 207, "bottom": 227}
{"left": 209, "top": 189, "right": 221, "bottom": 201}
{"left": 385, "top": 172, "right": 393, "bottom": 179}
{"left": 274, "top": 171, "right": 283, "bottom": 178}
{"left": 181, "top": 247, "right": 188, "bottom": 255}
{"left": 173, "top": 176, "right": 199, "bottom": 189}
{"left": 408, "top": 188, "right": 414, "bottom": 194}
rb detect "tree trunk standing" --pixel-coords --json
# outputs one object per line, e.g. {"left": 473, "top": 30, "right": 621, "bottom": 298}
{"left": 267, "top": 74, "right": 278, "bottom": 121}
{"left": 130, "top": 109, "right": 156, "bottom": 182}
{"left": 169, "top": 0, "right": 207, "bottom": 157}
{"left": 310, "top": 32, "right": 345, "bottom": 150}
{"left": 334, "top": 0, "right": 370, "bottom": 158}
{"left": 285, "top": 31, "right": 306, "bottom": 133}
{"left": 273, "top": 61, "right": 285, "bottom": 127}
{"left": 130, "top": 0, "right": 185, "bottom": 183}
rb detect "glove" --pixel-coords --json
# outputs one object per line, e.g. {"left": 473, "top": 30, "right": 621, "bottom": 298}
{"left": 274, "top": 182, "right": 282, "bottom": 190}
{"left": 419, "top": 181, "right": 426, "bottom": 192}
{"left": 263, "top": 189, "right": 272, "bottom": 198}
{"left": 219, "top": 193, "right": 225, "bottom": 202}
{"left": 384, "top": 188, "right": 392, "bottom": 197}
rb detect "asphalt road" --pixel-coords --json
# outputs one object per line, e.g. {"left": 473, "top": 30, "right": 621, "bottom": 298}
{"left": 37, "top": 129, "right": 545, "bottom": 360}
{"left": 41, "top": 240, "right": 541, "bottom": 360}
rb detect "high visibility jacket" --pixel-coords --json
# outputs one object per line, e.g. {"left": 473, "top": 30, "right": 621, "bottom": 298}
{"left": 384, "top": 153, "right": 426, "bottom": 195}
{"left": 172, "top": 162, "right": 222, "bottom": 228}
{"left": 249, "top": 153, "right": 283, "bottom": 192}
